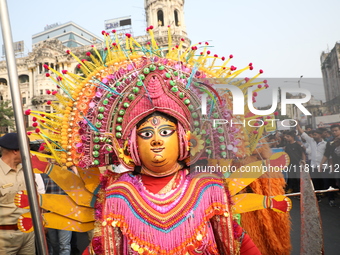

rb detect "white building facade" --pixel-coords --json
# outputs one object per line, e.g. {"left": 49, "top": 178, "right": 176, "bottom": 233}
{"left": 0, "top": 0, "right": 190, "bottom": 131}
{"left": 32, "top": 22, "right": 102, "bottom": 48}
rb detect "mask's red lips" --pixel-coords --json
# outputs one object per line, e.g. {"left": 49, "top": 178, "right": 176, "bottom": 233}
{"left": 151, "top": 148, "right": 164, "bottom": 153}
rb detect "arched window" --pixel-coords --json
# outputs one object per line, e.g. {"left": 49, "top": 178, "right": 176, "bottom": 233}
{"left": 44, "top": 63, "right": 49, "bottom": 73}
{"left": 157, "top": 10, "right": 164, "bottom": 26}
{"left": 19, "top": 74, "right": 29, "bottom": 83}
{"left": 174, "top": 10, "right": 180, "bottom": 26}
{"left": 0, "top": 78, "right": 8, "bottom": 86}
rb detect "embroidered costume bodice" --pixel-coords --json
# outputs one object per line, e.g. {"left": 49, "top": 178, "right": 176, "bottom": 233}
{"left": 98, "top": 170, "right": 238, "bottom": 255}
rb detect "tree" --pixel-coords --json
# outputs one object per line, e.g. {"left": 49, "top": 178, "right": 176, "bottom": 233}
{"left": 0, "top": 100, "right": 15, "bottom": 133}
{"left": 76, "top": 48, "right": 105, "bottom": 74}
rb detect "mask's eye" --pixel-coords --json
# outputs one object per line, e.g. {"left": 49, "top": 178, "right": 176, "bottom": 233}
{"left": 160, "top": 129, "right": 175, "bottom": 137}
{"left": 138, "top": 131, "right": 154, "bottom": 139}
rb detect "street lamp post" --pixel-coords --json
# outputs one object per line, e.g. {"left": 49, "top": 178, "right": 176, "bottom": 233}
{"left": 283, "top": 75, "right": 303, "bottom": 88}
{"left": 0, "top": 1, "right": 48, "bottom": 254}
{"left": 283, "top": 76, "right": 304, "bottom": 121}
{"left": 298, "top": 75, "right": 303, "bottom": 88}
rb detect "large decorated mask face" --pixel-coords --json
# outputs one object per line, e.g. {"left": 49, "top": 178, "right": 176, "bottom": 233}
{"left": 136, "top": 113, "right": 179, "bottom": 174}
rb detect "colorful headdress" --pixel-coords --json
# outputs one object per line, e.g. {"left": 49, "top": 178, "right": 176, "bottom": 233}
{"left": 19, "top": 27, "right": 293, "bottom": 255}
{"left": 26, "top": 27, "right": 270, "bottom": 170}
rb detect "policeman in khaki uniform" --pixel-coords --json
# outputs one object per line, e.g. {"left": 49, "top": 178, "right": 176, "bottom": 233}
{"left": 0, "top": 133, "right": 35, "bottom": 255}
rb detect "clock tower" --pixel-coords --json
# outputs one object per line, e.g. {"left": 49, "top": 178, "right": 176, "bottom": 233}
{"left": 144, "top": 0, "right": 190, "bottom": 50}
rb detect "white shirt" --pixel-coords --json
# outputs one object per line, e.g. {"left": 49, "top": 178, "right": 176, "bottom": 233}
{"left": 301, "top": 132, "right": 327, "bottom": 168}
{"left": 302, "top": 142, "right": 312, "bottom": 160}
{"left": 35, "top": 173, "right": 45, "bottom": 194}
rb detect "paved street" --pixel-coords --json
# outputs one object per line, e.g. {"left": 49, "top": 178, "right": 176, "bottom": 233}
{"left": 76, "top": 194, "right": 340, "bottom": 254}
{"left": 290, "top": 194, "right": 340, "bottom": 255}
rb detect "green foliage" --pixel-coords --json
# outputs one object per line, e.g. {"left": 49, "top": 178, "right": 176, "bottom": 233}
{"left": 0, "top": 100, "right": 15, "bottom": 129}
{"left": 276, "top": 114, "right": 289, "bottom": 121}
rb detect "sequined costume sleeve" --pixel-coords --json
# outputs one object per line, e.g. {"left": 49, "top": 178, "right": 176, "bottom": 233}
{"left": 92, "top": 172, "right": 125, "bottom": 255}
{"left": 210, "top": 215, "right": 261, "bottom": 255}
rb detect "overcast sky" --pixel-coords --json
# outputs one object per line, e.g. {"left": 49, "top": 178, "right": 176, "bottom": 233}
{"left": 1, "top": 0, "right": 339, "bottom": 103}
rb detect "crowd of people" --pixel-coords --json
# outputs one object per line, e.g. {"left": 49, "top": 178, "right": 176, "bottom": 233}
{"left": 266, "top": 123, "right": 340, "bottom": 207}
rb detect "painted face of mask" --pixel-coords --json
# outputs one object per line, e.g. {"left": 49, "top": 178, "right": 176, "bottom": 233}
{"left": 137, "top": 115, "right": 179, "bottom": 173}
